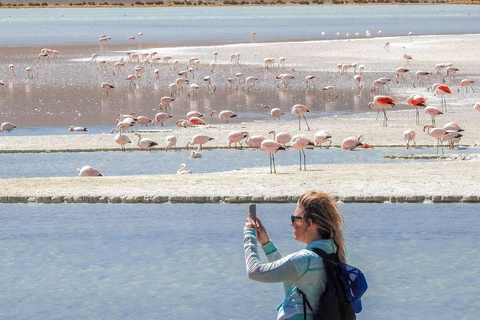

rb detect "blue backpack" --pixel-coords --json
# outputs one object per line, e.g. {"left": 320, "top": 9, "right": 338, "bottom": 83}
{"left": 298, "top": 248, "right": 368, "bottom": 320}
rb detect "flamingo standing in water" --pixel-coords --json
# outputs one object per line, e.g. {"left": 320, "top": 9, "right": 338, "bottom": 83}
{"left": 368, "top": 96, "right": 396, "bottom": 127}
{"left": 159, "top": 96, "right": 175, "bottom": 113}
{"left": 314, "top": 131, "right": 333, "bottom": 149}
{"left": 264, "top": 106, "right": 284, "bottom": 120}
{"left": 290, "top": 134, "right": 315, "bottom": 170}
{"left": 292, "top": 104, "right": 311, "bottom": 131}
{"left": 458, "top": 79, "right": 474, "bottom": 93}
{"left": 210, "top": 110, "right": 237, "bottom": 123}
{"left": 423, "top": 125, "right": 447, "bottom": 154}
{"left": 77, "top": 166, "right": 103, "bottom": 177}
{"left": 403, "top": 129, "right": 416, "bottom": 149}
{"left": 1, "top": 122, "right": 17, "bottom": 132}
{"left": 341, "top": 135, "right": 373, "bottom": 150}
{"left": 260, "top": 139, "right": 286, "bottom": 174}
{"left": 101, "top": 82, "right": 114, "bottom": 95}
{"left": 227, "top": 131, "right": 248, "bottom": 149}
{"left": 407, "top": 95, "right": 427, "bottom": 125}
{"left": 68, "top": 126, "right": 88, "bottom": 132}
{"left": 153, "top": 112, "right": 172, "bottom": 126}
{"left": 186, "top": 134, "right": 214, "bottom": 150}
{"left": 134, "top": 133, "right": 158, "bottom": 151}
{"left": 269, "top": 130, "right": 291, "bottom": 146}
{"left": 424, "top": 106, "right": 443, "bottom": 126}
{"left": 435, "top": 85, "right": 452, "bottom": 112}
{"left": 165, "top": 135, "right": 177, "bottom": 152}
{"left": 115, "top": 132, "right": 131, "bottom": 151}
{"left": 403, "top": 53, "right": 413, "bottom": 65}
{"left": 177, "top": 163, "right": 192, "bottom": 174}
{"left": 245, "top": 132, "right": 266, "bottom": 149}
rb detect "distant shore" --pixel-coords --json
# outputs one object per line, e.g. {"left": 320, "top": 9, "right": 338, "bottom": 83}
{"left": 0, "top": 1, "right": 475, "bottom": 9}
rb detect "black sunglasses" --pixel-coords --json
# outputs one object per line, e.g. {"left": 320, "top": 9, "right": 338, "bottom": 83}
{"left": 291, "top": 215, "right": 304, "bottom": 224}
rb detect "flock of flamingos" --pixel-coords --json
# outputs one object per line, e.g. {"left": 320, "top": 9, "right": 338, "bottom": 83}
{"left": 1, "top": 32, "right": 479, "bottom": 175}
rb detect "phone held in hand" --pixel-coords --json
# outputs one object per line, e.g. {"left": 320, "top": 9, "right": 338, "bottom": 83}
{"left": 249, "top": 203, "right": 256, "bottom": 221}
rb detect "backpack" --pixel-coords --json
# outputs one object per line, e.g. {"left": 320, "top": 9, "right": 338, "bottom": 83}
{"left": 297, "top": 248, "right": 368, "bottom": 320}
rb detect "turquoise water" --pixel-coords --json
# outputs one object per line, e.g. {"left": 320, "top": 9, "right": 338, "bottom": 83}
{"left": 0, "top": 203, "right": 479, "bottom": 319}
{"left": 0, "top": 5, "right": 479, "bottom": 46}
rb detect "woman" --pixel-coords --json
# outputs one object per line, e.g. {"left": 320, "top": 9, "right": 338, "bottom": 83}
{"left": 243, "top": 191, "right": 346, "bottom": 320}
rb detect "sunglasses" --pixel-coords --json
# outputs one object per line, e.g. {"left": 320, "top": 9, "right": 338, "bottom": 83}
{"left": 291, "top": 215, "right": 304, "bottom": 224}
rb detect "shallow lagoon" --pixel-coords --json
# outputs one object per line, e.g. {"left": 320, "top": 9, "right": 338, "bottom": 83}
{"left": 0, "top": 146, "right": 477, "bottom": 178}
{"left": 1, "top": 203, "right": 479, "bottom": 319}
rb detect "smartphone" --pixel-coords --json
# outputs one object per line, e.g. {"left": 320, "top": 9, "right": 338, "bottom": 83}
{"left": 249, "top": 203, "right": 257, "bottom": 221}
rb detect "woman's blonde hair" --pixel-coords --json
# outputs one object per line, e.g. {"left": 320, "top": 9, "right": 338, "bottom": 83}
{"left": 298, "top": 191, "right": 346, "bottom": 263}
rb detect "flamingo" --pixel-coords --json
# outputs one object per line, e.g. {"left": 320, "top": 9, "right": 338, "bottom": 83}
{"left": 177, "top": 163, "right": 192, "bottom": 174}
{"left": 159, "top": 96, "right": 175, "bottom": 112}
{"left": 251, "top": 31, "right": 257, "bottom": 39}
{"left": 97, "top": 60, "right": 107, "bottom": 72}
{"left": 395, "top": 67, "right": 409, "bottom": 83}
{"left": 126, "top": 74, "right": 139, "bottom": 87}
{"left": 424, "top": 106, "right": 443, "bottom": 126}
{"left": 101, "top": 82, "right": 114, "bottom": 95}
{"left": 169, "top": 83, "right": 178, "bottom": 97}
{"left": 353, "top": 75, "right": 364, "bottom": 90}
{"left": 276, "top": 74, "right": 295, "bottom": 88}
{"left": 278, "top": 57, "right": 286, "bottom": 68}
{"left": 25, "top": 67, "right": 34, "bottom": 79}
{"left": 135, "top": 133, "right": 158, "bottom": 151}
{"left": 322, "top": 86, "right": 338, "bottom": 98}
{"left": 368, "top": 96, "right": 396, "bottom": 127}
{"left": 188, "top": 117, "right": 206, "bottom": 126}
{"left": 213, "top": 51, "right": 218, "bottom": 62}
{"left": 210, "top": 110, "right": 237, "bottom": 123}
{"left": 8, "top": 64, "right": 15, "bottom": 76}
{"left": 384, "top": 41, "right": 390, "bottom": 51}
{"left": 403, "top": 53, "right": 413, "bottom": 65}
{"left": 190, "top": 147, "right": 202, "bottom": 158}
{"left": 165, "top": 135, "right": 177, "bottom": 152}
{"left": 186, "top": 111, "right": 204, "bottom": 120}
{"left": 115, "top": 132, "right": 131, "bottom": 151}
{"left": 264, "top": 58, "right": 275, "bottom": 69}
{"left": 77, "top": 166, "right": 103, "bottom": 177}
{"left": 458, "top": 79, "right": 474, "bottom": 93}
{"left": 242, "top": 76, "right": 257, "bottom": 91}
{"left": 423, "top": 125, "right": 447, "bottom": 154}
{"left": 226, "top": 78, "right": 238, "bottom": 90}
{"left": 175, "top": 78, "right": 189, "bottom": 91}
{"left": 134, "top": 115, "right": 152, "bottom": 126}
{"left": 260, "top": 139, "right": 286, "bottom": 174}
{"left": 1, "top": 122, "right": 17, "bottom": 132}
{"left": 228, "top": 131, "right": 248, "bottom": 149}
{"left": 68, "top": 126, "right": 88, "bottom": 132}
{"left": 116, "top": 118, "right": 135, "bottom": 133}
{"left": 314, "top": 131, "right": 333, "bottom": 149}
{"left": 264, "top": 106, "right": 284, "bottom": 120}
{"left": 291, "top": 104, "right": 311, "bottom": 131}
{"left": 442, "top": 67, "right": 459, "bottom": 82}
{"left": 113, "top": 62, "right": 125, "bottom": 75}
{"left": 269, "top": 130, "right": 292, "bottom": 146}
{"left": 305, "top": 75, "right": 316, "bottom": 90}
{"left": 187, "top": 83, "right": 199, "bottom": 98}
{"left": 203, "top": 76, "right": 216, "bottom": 92}
{"left": 442, "top": 122, "right": 464, "bottom": 149}
{"left": 407, "top": 95, "right": 427, "bottom": 125}
{"left": 341, "top": 135, "right": 373, "bottom": 150}
{"left": 435, "top": 85, "right": 452, "bottom": 112}
{"left": 245, "top": 133, "right": 266, "bottom": 149}
{"left": 290, "top": 134, "right": 315, "bottom": 170}
{"left": 403, "top": 129, "right": 416, "bottom": 149}
{"left": 186, "top": 134, "right": 214, "bottom": 150}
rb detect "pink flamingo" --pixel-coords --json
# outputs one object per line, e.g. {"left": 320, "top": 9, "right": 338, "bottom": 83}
{"left": 115, "top": 132, "right": 131, "bottom": 151}
{"left": 305, "top": 75, "right": 316, "bottom": 90}
{"left": 101, "top": 82, "right": 114, "bottom": 95}
{"left": 412, "top": 71, "right": 431, "bottom": 88}
{"left": 291, "top": 104, "right": 311, "bottom": 131}
{"left": 458, "top": 79, "right": 474, "bottom": 93}
{"left": 424, "top": 106, "right": 443, "bottom": 126}
{"left": 188, "top": 117, "right": 205, "bottom": 126}
{"left": 423, "top": 125, "right": 447, "bottom": 154}
{"left": 228, "top": 131, "right": 248, "bottom": 149}
{"left": 186, "top": 134, "right": 214, "bottom": 150}
{"left": 260, "top": 139, "right": 286, "bottom": 173}
{"left": 442, "top": 122, "right": 464, "bottom": 149}
{"left": 264, "top": 106, "right": 284, "bottom": 120}
{"left": 407, "top": 94, "right": 427, "bottom": 125}
{"left": 77, "top": 166, "right": 103, "bottom": 177}
{"left": 186, "top": 111, "right": 204, "bottom": 120}
{"left": 435, "top": 85, "right": 452, "bottom": 112}
{"left": 368, "top": 96, "right": 396, "bottom": 127}
{"left": 314, "top": 131, "right": 333, "bottom": 149}
{"left": 475, "top": 102, "right": 480, "bottom": 112}
{"left": 135, "top": 133, "right": 158, "bottom": 151}
{"left": 395, "top": 67, "right": 409, "bottom": 83}
{"left": 165, "top": 135, "right": 177, "bottom": 152}
{"left": 245, "top": 133, "right": 266, "bottom": 149}
{"left": 153, "top": 113, "right": 172, "bottom": 127}
{"left": 290, "top": 134, "right": 315, "bottom": 170}
{"left": 159, "top": 96, "right": 175, "bottom": 113}
{"left": 403, "top": 53, "right": 413, "bottom": 65}
{"left": 269, "top": 130, "right": 291, "bottom": 146}
{"left": 341, "top": 135, "right": 373, "bottom": 151}
{"left": 210, "top": 110, "right": 237, "bottom": 123}
{"left": 403, "top": 129, "right": 416, "bottom": 149}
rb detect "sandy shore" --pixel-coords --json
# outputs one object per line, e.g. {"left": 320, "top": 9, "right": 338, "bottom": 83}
{"left": 1, "top": 34, "right": 479, "bottom": 203}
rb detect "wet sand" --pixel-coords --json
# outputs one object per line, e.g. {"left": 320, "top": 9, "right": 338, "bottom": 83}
{"left": 0, "top": 34, "right": 479, "bottom": 202}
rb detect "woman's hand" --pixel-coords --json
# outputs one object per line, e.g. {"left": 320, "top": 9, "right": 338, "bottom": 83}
{"left": 244, "top": 214, "right": 270, "bottom": 246}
